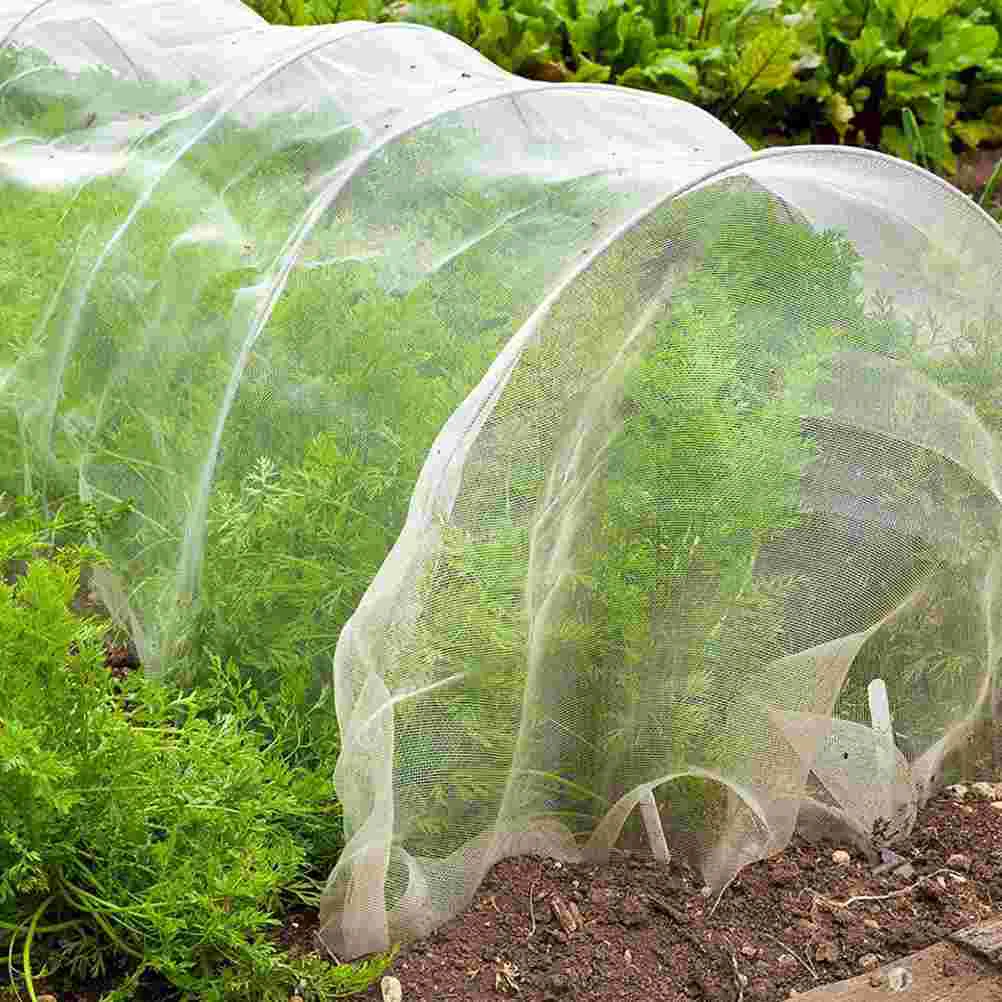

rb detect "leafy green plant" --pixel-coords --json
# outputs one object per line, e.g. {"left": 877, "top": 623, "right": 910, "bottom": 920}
{"left": 1, "top": 37, "right": 654, "bottom": 723}
{"left": 242, "top": 0, "right": 394, "bottom": 23}
{"left": 244, "top": 0, "right": 310, "bottom": 22}
{"left": 0, "top": 503, "right": 394, "bottom": 1000}
{"left": 309, "top": 0, "right": 1002, "bottom": 175}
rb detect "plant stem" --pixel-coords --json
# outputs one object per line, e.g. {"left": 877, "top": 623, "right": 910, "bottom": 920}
{"left": 979, "top": 156, "right": 1002, "bottom": 210}
{"left": 0, "top": 917, "right": 83, "bottom": 934}
{"left": 23, "top": 896, "right": 54, "bottom": 1002}
{"left": 57, "top": 879, "right": 144, "bottom": 959}
{"left": 696, "top": 0, "right": 711, "bottom": 41}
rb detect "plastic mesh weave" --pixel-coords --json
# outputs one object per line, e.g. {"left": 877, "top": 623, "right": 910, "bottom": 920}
{"left": 1, "top": 0, "right": 1000, "bottom": 963}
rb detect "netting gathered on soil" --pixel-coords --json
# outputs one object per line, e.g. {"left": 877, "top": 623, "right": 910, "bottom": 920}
{"left": 2, "top": 0, "right": 1001, "bottom": 962}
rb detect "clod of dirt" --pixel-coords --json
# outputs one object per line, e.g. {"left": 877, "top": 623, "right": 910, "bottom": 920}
{"left": 769, "top": 860, "right": 801, "bottom": 885}
{"left": 549, "top": 895, "right": 579, "bottom": 934}
{"left": 971, "top": 782, "right": 1002, "bottom": 800}
{"left": 917, "top": 877, "right": 947, "bottom": 905}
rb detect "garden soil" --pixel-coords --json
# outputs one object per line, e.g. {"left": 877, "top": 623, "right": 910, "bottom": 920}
{"left": 271, "top": 772, "right": 1002, "bottom": 1002}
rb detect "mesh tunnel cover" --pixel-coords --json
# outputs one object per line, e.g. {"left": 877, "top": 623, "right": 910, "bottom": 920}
{"left": 1, "top": 0, "right": 1000, "bottom": 962}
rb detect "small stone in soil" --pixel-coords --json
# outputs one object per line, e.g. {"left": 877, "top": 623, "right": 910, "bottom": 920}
{"left": 947, "top": 853, "right": 971, "bottom": 871}
{"left": 380, "top": 975, "right": 402, "bottom": 1002}
{"left": 859, "top": 953, "right": 881, "bottom": 971}
{"left": 873, "top": 848, "right": 907, "bottom": 875}
{"left": 832, "top": 849, "right": 851, "bottom": 866}
{"left": 815, "top": 940, "right": 840, "bottom": 963}
{"left": 886, "top": 967, "right": 914, "bottom": 991}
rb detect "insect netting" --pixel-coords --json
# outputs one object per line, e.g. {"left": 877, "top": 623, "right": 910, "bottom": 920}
{"left": 2, "top": 0, "right": 1000, "bottom": 962}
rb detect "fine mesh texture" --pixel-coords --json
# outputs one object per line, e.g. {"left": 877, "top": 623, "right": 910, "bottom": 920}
{"left": 2, "top": 0, "right": 1000, "bottom": 963}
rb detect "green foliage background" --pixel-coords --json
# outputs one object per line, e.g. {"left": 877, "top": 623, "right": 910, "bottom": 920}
{"left": 247, "top": 0, "right": 1002, "bottom": 183}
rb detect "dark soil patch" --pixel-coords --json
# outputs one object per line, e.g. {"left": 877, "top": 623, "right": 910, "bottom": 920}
{"left": 275, "top": 786, "right": 1002, "bottom": 1002}
{"left": 955, "top": 145, "right": 1002, "bottom": 210}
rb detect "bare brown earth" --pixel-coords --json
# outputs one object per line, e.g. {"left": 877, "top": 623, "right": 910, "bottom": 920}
{"left": 270, "top": 769, "right": 1002, "bottom": 1002}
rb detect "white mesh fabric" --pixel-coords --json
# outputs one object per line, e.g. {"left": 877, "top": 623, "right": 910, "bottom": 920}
{"left": 1, "top": 1, "right": 999, "bottom": 964}
{"left": 2, "top": 1, "right": 747, "bottom": 670}
{"left": 321, "top": 153, "right": 1002, "bottom": 957}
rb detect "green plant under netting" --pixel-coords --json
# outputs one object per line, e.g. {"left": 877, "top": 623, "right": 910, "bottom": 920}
{"left": 391, "top": 186, "right": 932, "bottom": 854}
{"left": 0, "top": 40, "right": 646, "bottom": 694}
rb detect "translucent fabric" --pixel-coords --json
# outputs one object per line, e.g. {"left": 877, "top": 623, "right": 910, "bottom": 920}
{"left": 1, "top": 0, "right": 999, "bottom": 963}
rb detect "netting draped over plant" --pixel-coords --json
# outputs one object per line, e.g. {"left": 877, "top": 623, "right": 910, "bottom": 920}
{"left": 2, "top": 0, "right": 1001, "bottom": 964}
